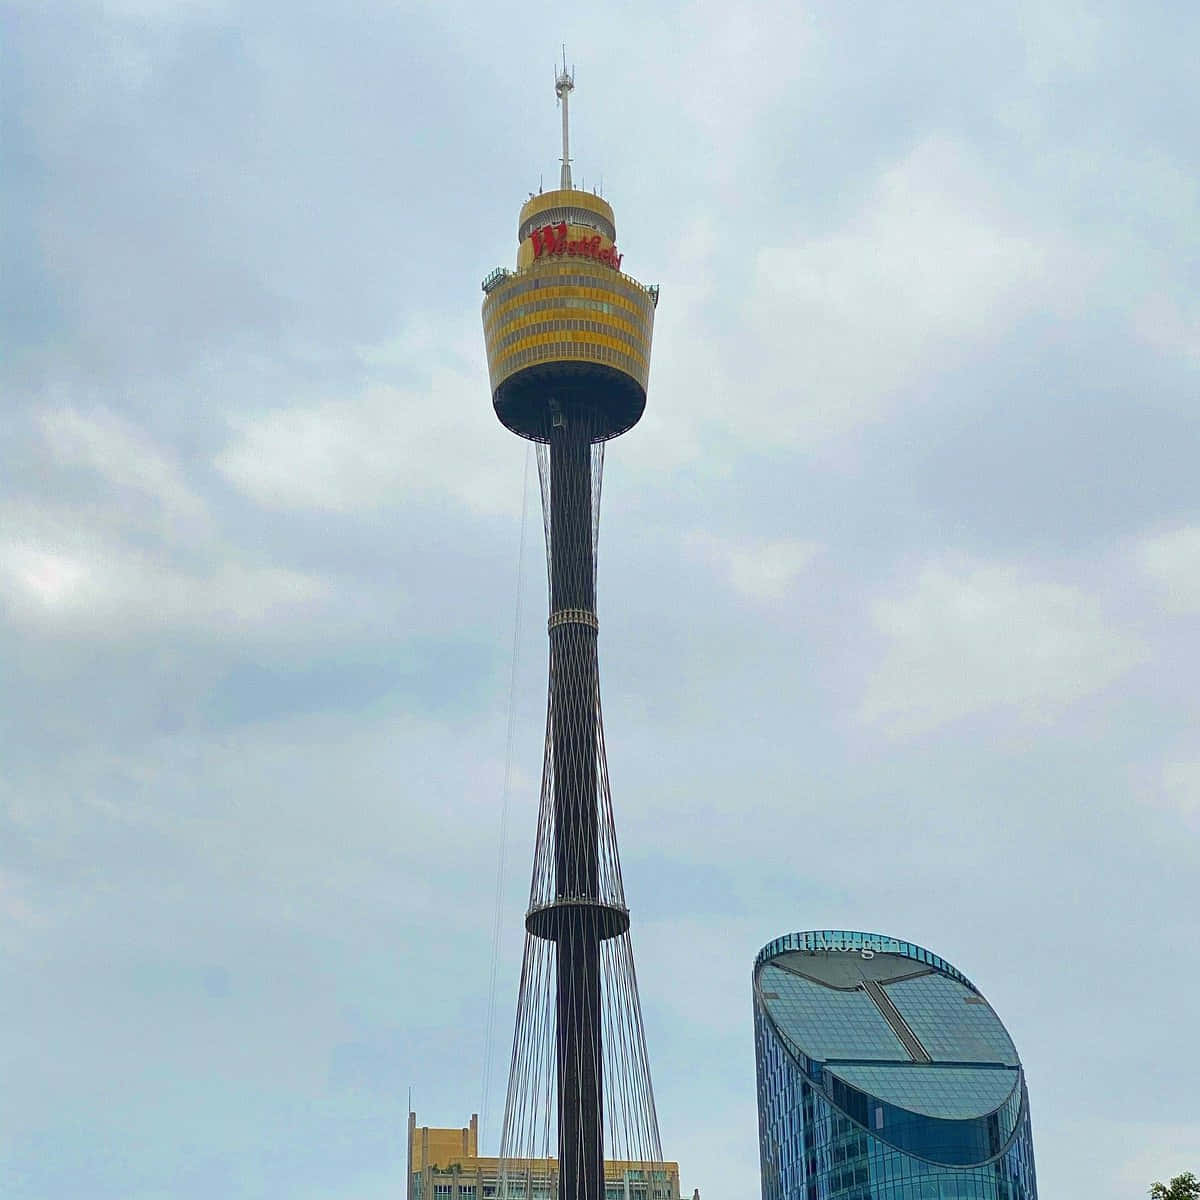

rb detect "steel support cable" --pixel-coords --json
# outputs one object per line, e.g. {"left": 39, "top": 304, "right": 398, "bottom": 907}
{"left": 482, "top": 444, "right": 534, "bottom": 1148}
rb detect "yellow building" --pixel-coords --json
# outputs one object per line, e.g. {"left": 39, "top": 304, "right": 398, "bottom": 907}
{"left": 407, "top": 1113, "right": 684, "bottom": 1200}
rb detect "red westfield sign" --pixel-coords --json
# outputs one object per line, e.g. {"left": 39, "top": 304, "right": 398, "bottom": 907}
{"left": 530, "top": 222, "right": 623, "bottom": 271}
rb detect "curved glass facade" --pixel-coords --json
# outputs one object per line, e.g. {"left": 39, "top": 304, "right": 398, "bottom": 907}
{"left": 754, "top": 931, "right": 1038, "bottom": 1200}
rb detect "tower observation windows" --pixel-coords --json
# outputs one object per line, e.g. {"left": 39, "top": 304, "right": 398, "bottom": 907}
{"left": 494, "top": 319, "right": 645, "bottom": 354}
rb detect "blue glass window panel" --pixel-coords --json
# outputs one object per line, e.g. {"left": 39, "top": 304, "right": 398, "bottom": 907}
{"left": 884, "top": 975, "right": 1018, "bottom": 1066}
{"left": 828, "top": 1065, "right": 1020, "bottom": 1120}
{"left": 760, "top": 965, "right": 906, "bottom": 1062}
{"left": 756, "top": 997, "right": 1039, "bottom": 1199}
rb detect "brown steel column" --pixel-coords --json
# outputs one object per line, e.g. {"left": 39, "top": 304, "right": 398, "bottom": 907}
{"left": 548, "top": 412, "right": 602, "bottom": 1200}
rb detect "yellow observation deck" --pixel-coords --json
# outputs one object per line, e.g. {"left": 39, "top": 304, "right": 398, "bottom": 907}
{"left": 482, "top": 188, "right": 658, "bottom": 443}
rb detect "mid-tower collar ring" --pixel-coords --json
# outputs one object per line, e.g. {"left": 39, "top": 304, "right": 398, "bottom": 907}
{"left": 548, "top": 607, "right": 598, "bottom": 632}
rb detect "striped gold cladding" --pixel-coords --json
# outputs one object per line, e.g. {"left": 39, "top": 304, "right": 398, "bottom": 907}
{"left": 483, "top": 260, "right": 656, "bottom": 394}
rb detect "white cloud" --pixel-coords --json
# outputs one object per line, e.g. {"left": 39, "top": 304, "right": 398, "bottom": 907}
{"left": 0, "top": 528, "right": 328, "bottom": 637}
{"left": 1160, "top": 760, "right": 1200, "bottom": 830}
{"left": 673, "top": 3, "right": 815, "bottom": 160}
{"left": 687, "top": 532, "right": 820, "bottom": 602}
{"left": 93, "top": 0, "right": 231, "bottom": 18}
{"left": 1017, "top": 0, "right": 1107, "bottom": 84}
{"left": 3, "top": 410, "right": 334, "bottom": 639}
{"left": 216, "top": 373, "right": 519, "bottom": 517}
{"left": 1136, "top": 293, "right": 1200, "bottom": 365}
{"left": 0, "top": 867, "right": 42, "bottom": 943}
{"left": 1138, "top": 525, "right": 1200, "bottom": 613}
{"left": 742, "top": 138, "right": 1078, "bottom": 444}
{"left": 38, "top": 406, "right": 207, "bottom": 525}
{"left": 860, "top": 558, "right": 1145, "bottom": 737}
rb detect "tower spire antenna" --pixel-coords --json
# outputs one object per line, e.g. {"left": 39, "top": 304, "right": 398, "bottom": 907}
{"left": 554, "top": 47, "right": 574, "bottom": 190}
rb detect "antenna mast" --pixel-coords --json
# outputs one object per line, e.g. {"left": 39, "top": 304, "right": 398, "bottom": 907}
{"left": 555, "top": 49, "right": 574, "bottom": 190}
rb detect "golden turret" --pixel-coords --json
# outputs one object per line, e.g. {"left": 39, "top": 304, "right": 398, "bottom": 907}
{"left": 481, "top": 80, "right": 657, "bottom": 443}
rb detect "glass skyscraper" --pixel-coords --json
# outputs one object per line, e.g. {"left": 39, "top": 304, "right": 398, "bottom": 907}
{"left": 754, "top": 931, "right": 1038, "bottom": 1200}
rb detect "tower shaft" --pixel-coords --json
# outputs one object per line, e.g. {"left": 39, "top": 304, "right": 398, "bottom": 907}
{"left": 549, "top": 418, "right": 602, "bottom": 1199}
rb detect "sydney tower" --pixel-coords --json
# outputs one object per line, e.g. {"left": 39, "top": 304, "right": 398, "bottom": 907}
{"left": 481, "top": 64, "right": 664, "bottom": 1200}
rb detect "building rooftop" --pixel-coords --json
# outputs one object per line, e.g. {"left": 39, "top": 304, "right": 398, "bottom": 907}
{"left": 755, "top": 931, "right": 1023, "bottom": 1125}
{"left": 408, "top": 1114, "right": 682, "bottom": 1192}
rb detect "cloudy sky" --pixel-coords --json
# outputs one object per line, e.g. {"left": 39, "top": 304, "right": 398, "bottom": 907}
{"left": 3, "top": 1, "right": 1199, "bottom": 1197}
